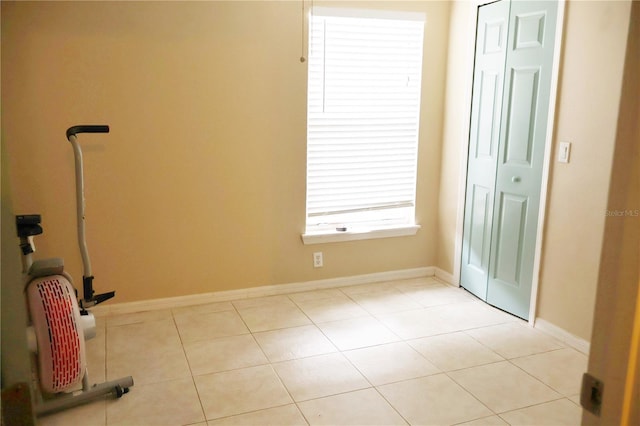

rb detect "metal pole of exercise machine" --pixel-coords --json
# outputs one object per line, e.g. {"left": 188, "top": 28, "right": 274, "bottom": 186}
{"left": 68, "top": 133, "right": 93, "bottom": 302}
{"left": 66, "top": 125, "right": 113, "bottom": 307}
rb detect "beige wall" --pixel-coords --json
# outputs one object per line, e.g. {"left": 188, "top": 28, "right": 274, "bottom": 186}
{"left": 438, "top": 0, "right": 631, "bottom": 341}
{"left": 1, "top": 1, "right": 451, "bottom": 303}
{"left": 536, "top": 0, "right": 631, "bottom": 341}
{"left": 436, "top": 0, "right": 475, "bottom": 277}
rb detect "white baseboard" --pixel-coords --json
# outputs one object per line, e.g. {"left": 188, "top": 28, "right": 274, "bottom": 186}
{"left": 434, "top": 267, "right": 456, "bottom": 286}
{"left": 93, "top": 267, "right": 434, "bottom": 317}
{"left": 534, "top": 318, "right": 591, "bottom": 355}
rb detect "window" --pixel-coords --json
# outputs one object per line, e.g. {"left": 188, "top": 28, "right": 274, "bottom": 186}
{"left": 303, "top": 8, "right": 425, "bottom": 243}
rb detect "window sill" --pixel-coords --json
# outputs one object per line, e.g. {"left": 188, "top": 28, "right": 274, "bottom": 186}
{"left": 301, "top": 224, "right": 421, "bottom": 245}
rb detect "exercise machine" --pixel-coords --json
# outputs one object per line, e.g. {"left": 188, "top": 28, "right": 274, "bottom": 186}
{"left": 16, "top": 125, "right": 133, "bottom": 417}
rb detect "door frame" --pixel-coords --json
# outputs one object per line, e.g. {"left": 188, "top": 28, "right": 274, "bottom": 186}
{"left": 452, "top": 0, "right": 566, "bottom": 324}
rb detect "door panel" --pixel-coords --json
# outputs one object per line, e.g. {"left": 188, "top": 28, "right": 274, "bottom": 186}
{"left": 486, "top": 1, "right": 558, "bottom": 319}
{"left": 477, "top": 72, "right": 500, "bottom": 159}
{"left": 504, "top": 67, "right": 540, "bottom": 166}
{"left": 467, "top": 184, "right": 492, "bottom": 273}
{"left": 514, "top": 11, "right": 546, "bottom": 49}
{"left": 483, "top": 17, "right": 506, "bottom": 54}
{"left": 493, "top": 192, "right": 528, "bottom": 285}
{"left": 460, "top": 0, "right": 510, "bottom": 300}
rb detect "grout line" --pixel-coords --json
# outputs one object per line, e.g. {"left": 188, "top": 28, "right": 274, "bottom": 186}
{"left": 507, "top": 354, "right": 572, "bottom": 397}
{"left": 449, "top": 414, "right": 508, "bottom": 426}
{"left": 170, "top": 310, "right": 208, "bottom": 424}
{"left": 370, "top": 386, "right": 412, "bottom": 425}
{"left": 235, "top": 298, "right": 307, "bottom": 423}
{"left": 264, "top": 363, "right": 299, "bottom": 416}
{"left": 201, "top": 401, "right": 305, "bottom": 424}
{"left": 294, "top": 402, "right": 313, "bottom": 426}
{"left": 442, "top": 368, "right": 499, "bottom": 418}
{"left": 497, "top": 395, "right": 573, "bottom": 415}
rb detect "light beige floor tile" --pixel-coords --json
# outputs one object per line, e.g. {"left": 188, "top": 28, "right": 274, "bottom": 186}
{"left": 106, "top": 309, "right": 173, "bottom": 327}
{"left": 107, "top": 343, "right": 189, "bottom": 385}
{"left": 273, "top": 353, "right": 369, "bottom": 401}
{"left": 171, "top": 301, "right": 234, "bottom": 317}
{"left": 390, "top": 277, "right": 442, "bottom": 291}
{"left": 106, "top": 318, "right": 189, "bottom": 385}
{"left": 253, "top": 325, "right": 336, "bottom": 362}
{"left": 316, "top": 316, "right": 399, "bottom": 350}
{"left": 568, "top": 393, "right": 581, "bottom": 406}
{"left": 377, "top": 308, "right": 460, "bottom": 339}
{"left": 465, "top": 322, "right": 564, "bottom": 359}
{"left": 430, "top": 301, "right": 516, "bottom": 330}
{"left": 448, "top": 361, "right": 561, "bottom": 413}
{"left": 294, "top": 295, "right": 370, "bottom": 323}
{"left": 499, "top": 398, "right": 582, "bottom": 425}
{"left": 107, "top": 318, "right": 183, "bottom": 359}
{"left": 456, "top": 415, "right": 509, "bottom": 425}
{"left": 38, "top": 282, "right": 595, "bottom": 426}
{"left": 378, "top": 374, "right": 493, "bottom": 425}
{"left": 339, "top": 281, "right": 397, "bottom": 296}
{"left": 106, "top": 377, "right": 204, "bottom": 426}
{"left": 38, "top": 397, "right": 106, "bottom": 426}
{"left": 184, "top": 334, "right": 268, "bottom": 376}
{"left": 237, "top": 304, "right": 312, "bottom": 332}
{"left": 174, "top": 310, "right": 249, "bottom": 343}
{"left": 397, "top": 284, "right": 478, "bottom": 307}
{"left": 207, "top": 404, "right": 307, "bottom": 426}
{"left": 298, "top": 388, "right": 407, "bottom": 425}
{"left": 392, "top": 281, "right": 446, "bottom": 293}
{"left": 511, "top": 348, "right": 588, "bottom": 395}
{"left": 232, "top": 295, "right": 294, "bottom": 310}
{"left": 344, "top": 341, "right": 439, "bottom": 385}
{"left": 409, "top": 332, "right": 503, "bottom": 371}
{"left": 288, "top": 289, "right": 345, "bottom": 302}
{"left": 348, "top": 289, "right": 423, "bottom": 315}
{"left": 195, "top": 365, "right": 292, "bottom": 420}
{"left": 86, "top": 322, "right": 106, "bottom": 383}
{"left": 94, "top": 315, "right": 107, "bottom": 328}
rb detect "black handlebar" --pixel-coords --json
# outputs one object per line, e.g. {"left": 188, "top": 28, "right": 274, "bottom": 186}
{"left": 66, "top": 125, "right": 110, "bottom": 139}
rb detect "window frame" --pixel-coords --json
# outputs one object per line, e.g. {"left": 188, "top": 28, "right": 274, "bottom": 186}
{"left": 302, "top": 7, "right": 425, "bottom": 244}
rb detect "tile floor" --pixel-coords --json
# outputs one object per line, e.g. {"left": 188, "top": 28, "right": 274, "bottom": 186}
{"left": 38, "top": 277, "right": 587, "bottom": 426}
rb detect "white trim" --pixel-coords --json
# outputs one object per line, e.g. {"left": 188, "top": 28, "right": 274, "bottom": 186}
{"left": 305, "top": 11, "right": 424, "bottom": 235}
{"left": 534, "top": 318, "right": 591, "bottom": 355}
{"left": 435, "top": 267, "right": 456, "bottom": 286}
{"left": 452, "top": 0, "right": 566, "bottom": 323}
{"left": 91, "top": 267, "right": 434, "bottom": 317}
{"left": 302, "top": 224, "right": 420, "bottom": 245}
{"left": 528, "top": 0, "right": 566, "bottom": 324}
{"left": 312, "top": 6, "right": 425, "bottom": 22}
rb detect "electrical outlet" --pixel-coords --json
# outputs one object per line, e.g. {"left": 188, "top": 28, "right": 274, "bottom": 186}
{"left": 313, "top": 252, "right": 323, "bottom": 268}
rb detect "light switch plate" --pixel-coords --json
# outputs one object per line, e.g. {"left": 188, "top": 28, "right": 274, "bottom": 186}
{"left": 558, "top": 141, "right": 571, "bottom": 163}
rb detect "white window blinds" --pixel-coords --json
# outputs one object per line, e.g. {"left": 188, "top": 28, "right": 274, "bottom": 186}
{"left": 305, "top": 8, "right": 425, "bottom": 233}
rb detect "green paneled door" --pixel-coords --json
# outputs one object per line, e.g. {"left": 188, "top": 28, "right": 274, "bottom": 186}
{"left": 460, "top": 0, "right": 510, "bottom": 301}
{"left": 461, "top": 0, "right": 558, "bottom": 320}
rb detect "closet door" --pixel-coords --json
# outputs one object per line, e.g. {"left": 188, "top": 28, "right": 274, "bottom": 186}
{"left": 461, "top": 0, "right": 557, "bottom": 320}
{"left": 460, "top": 0, "right": 510, "bottom": 300}
{"left": 486, "top": 1, "right": 558, "bottom": 319}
